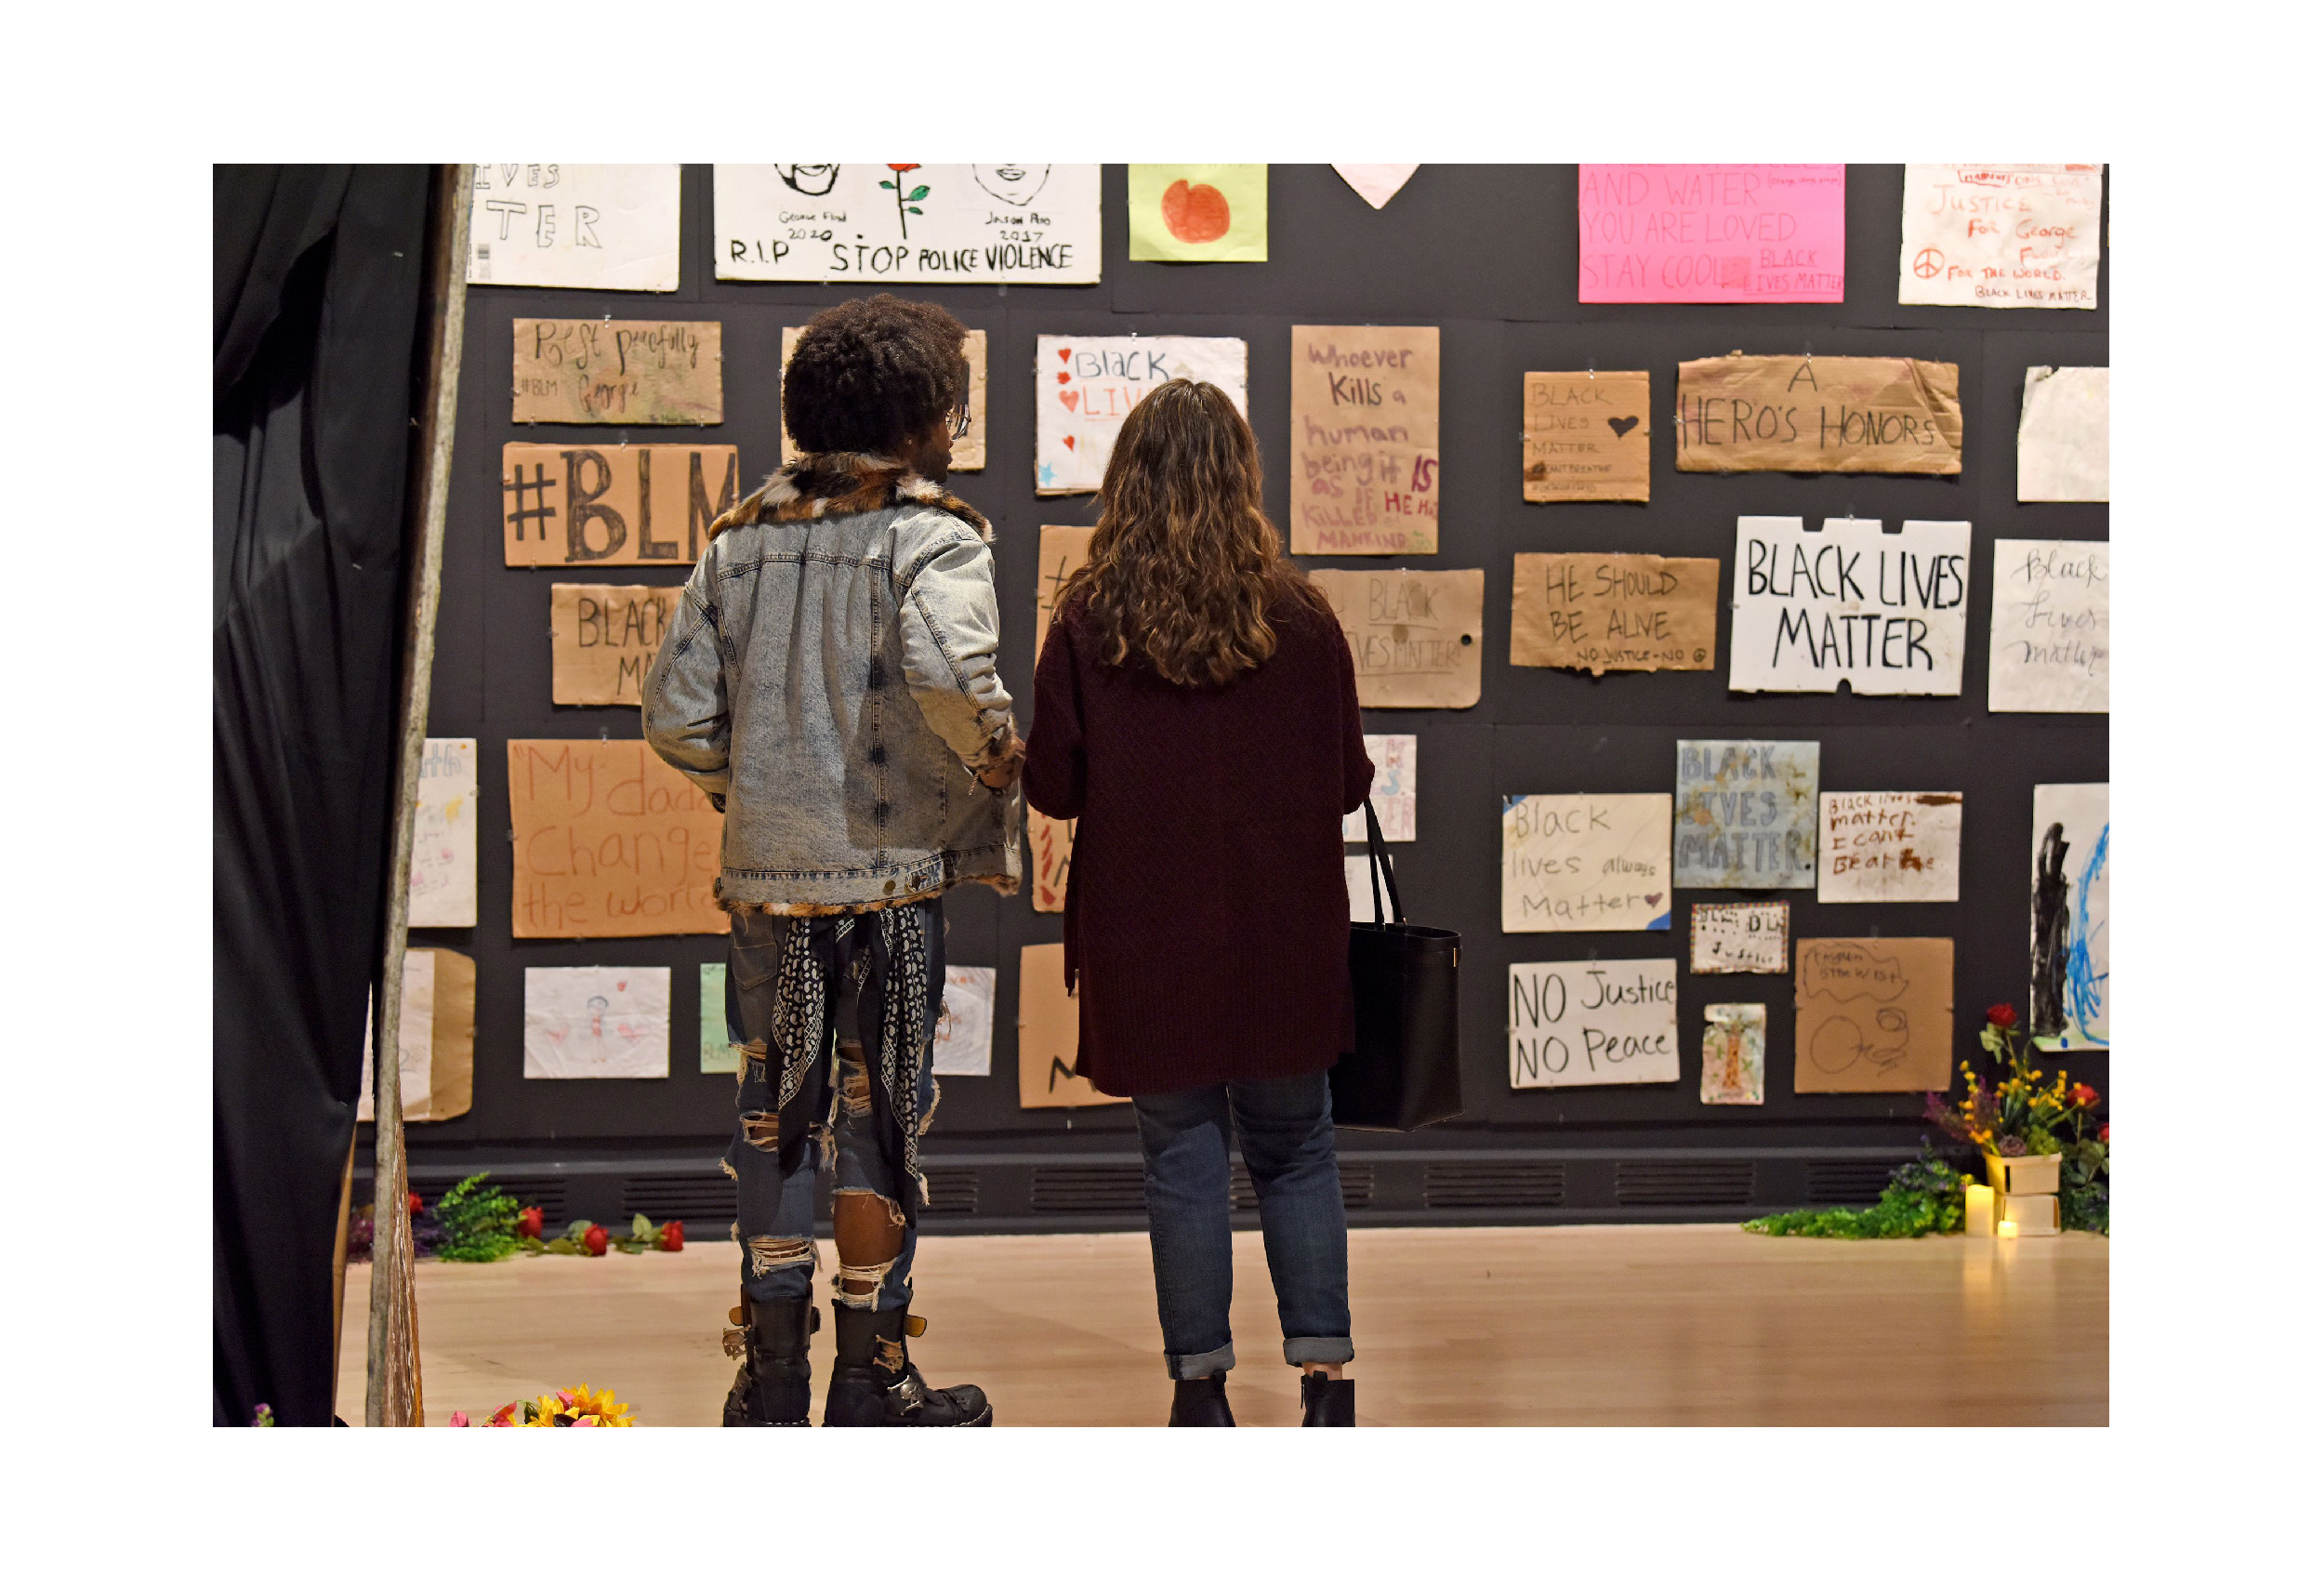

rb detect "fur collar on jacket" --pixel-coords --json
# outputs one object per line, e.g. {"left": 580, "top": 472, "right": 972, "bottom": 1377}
{"left": 708, "top": 451, "right": 992, "bottom": 543}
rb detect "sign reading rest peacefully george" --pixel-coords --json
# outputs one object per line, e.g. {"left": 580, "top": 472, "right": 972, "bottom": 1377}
{"left": 551, "top": 585, "right": 680, "bottom": 707}
{"left": 1675, "top": 355, "right": 1961, "bottom": 475}
{"left": 1727, "top": 517, "right": 1971, "bottom": 696}
{"left": 785, "top": 326, "right": 986, "bottom": 470}
{"left": 1510, "top": 553, "right": 1718, "bottom": 675}
{"left": 1989, "top": 540, "right": 2107, "bottom": 714}
{"left": 1311, "top": 568, "right": 1484, "bottom": 709}
{"left": 469, "top": 164, "right": 680, "bottom": 292}
{"left": 1673, "top": 740, "right": 1818, "bottom": 891}
{"left": 1501, "top": 794, "right": 1672, "bottom": 933}
{"left": 713, "top": 165, "right": 1101, "bottom": 284}
{"left": 1897, "top": 165, "right": 2103, "bottom": 310}
{"left": 410, "top": 737, "right": 478, "bottom": 929}
{"left": 1578, "top": 165, "right": 1845, "bottom": 303}
{"left": 1691, "top": 902, "right": 1789, "bottom": 975}
{"left": 511, "top": 319, "right": 721, "bottom": 425}
{"left": 522, "top": 966, "right": 671, "bottom": 1080}
{"left": 1288, "top": 325, "right": 1439, "bottom": 556}
{"left": 1816, "top": 791, "right": 1963, "bottom": 904}
{"left": 501, "top": 443, "right": 739, "bottom": 568}
{"left": 1794, "top": 937, "right": 1953, "bottom": 1093}
{"left": 1509, "top": 959, "right": 1681, "bottom": 1090}
{"left": 507, "top": 741, "right": 726, "bottom": 938}
{"left": 1523, "top": 371, "right": 1651, "bottom": 502}
{"left": 1037, "top": 335, "right": 1248, "bottom": 495}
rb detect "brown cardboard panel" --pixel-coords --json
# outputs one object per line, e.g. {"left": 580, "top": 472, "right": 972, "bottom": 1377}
{"left": 784, "top": 326, "right": 987, "bottom": 470}
{"left": 500, "top": 443, "right": 739, "bottom": 568}
{"left": 1523, "top": 371, "right": 1651, "bottom": 502}
{"left": 423, "top": 948, "right": 476, "bottom": 1122}
{"left": 1017, "top": 943, "right": 1126, "bottom": 1108}
{"left": 1311, "top": 567, "right": 1484, "bottom": 708}
{"left": 507, "top": 740, "right": 726, "bottom": 938}
{"left": 1288, "top": 324, "right": 1440, "bottom": 555}
{"left": 1510, "top": 553, "right": 1719, "bottom": 675}
{"left": 550, "top": 584, "right": 680, "bottom": 706}
{"left": 1034, "top": 524, "right": 1096, "bottom": 641}
{"left": 1675, "top": 354, "right": 1961, "bottom": 474}
{"left": 512, "top": 318, "right": 722, "bottom": 424}
{"left": 1028, "top": 812, "right": 1075, "bottom": 915}
{"left": 1793, "top": 937, "right": 1954, "bottom": 1092}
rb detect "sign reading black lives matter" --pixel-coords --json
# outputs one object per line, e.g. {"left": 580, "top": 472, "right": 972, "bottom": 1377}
{"left": 713, "top": 165, "right": 1102, "bottom": 284}
{"left": 1728, "top": 517, "right": 1970, "bottom": 695}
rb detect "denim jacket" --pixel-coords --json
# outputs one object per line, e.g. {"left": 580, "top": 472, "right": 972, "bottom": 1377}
{"left": 641, "top": 457, "right": 1021, "bottom": 910}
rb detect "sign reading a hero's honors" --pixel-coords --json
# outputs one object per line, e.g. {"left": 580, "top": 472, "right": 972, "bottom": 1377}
{"left": 1676, "top": 354, "right": 1961, "bottom": 475}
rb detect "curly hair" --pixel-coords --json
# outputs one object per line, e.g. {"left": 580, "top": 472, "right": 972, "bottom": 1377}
{"left": 1058, "top": 379, "right": 1328, "bottom": 688}
{"left": 783, "top": 294, "right": 969, "bottom": 457}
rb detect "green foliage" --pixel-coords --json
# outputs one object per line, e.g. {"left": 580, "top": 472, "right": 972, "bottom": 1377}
{"left": 1744, "top": 1152, "right": 1969, "bottom": 1240}
{"left": 2023, "top": 1125, "right": 2063, "bottom": 1157}
{"left": 2060, "top": 1138, "right": 2110, "bottom": 1236}
{"left": 433, "top": 1173, "right": 522, "bottom": 1263}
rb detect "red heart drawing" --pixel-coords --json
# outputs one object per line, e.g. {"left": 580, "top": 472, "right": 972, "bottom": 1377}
{"left": 1644, "top": 894, "right": 1662, "bottom": 907}
{"left": 1063, "top": 436, "right": 1076, "bottom": 450}
{"left": 1056, "top": 372, "right": 1069, "bottom": 384}
{"left": 1056, "top": 348, "right": 1071, "bottom": 364}
{"left": 616, "top": 980, "right": 628, "bottom": 991}
{"left": 1060, "top": 390, "right": 1079, "bottom": 411}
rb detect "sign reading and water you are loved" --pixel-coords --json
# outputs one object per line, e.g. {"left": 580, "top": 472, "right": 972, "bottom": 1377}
{"left": 1578, "top": 165, "right": 1846, "bottom": 303}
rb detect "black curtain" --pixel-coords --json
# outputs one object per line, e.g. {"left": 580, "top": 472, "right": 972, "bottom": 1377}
{"left": 214, "top": 165, "right": 432, "bottom": 1426}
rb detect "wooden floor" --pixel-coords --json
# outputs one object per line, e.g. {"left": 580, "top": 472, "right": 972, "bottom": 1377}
{"left": 337, "top": 1224, "right": 2107, "bottom": 1426}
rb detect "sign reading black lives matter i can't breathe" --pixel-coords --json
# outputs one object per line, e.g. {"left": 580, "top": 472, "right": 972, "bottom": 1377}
{"left": 1728, "top": 516, "right": 1971, "bottom": 695}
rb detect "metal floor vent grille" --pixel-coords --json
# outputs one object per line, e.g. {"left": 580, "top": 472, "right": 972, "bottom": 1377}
{"left": 1615, "top": 1160, "right": 1756, "bottom": 1207}
{"left": 1804, "top": 1160, "right": 1903, "bottom": 1205}
{"left": 622, "top": 1172, "right": 739, "bottom": 1223}
{"left": 408, "top": 1174, "right": 567, "bottom": 1226}
{"left": 1423, "top": 1161, "right": 1565, "bottom": 1210}
{"left": 1029, "top": 1164, "right": 1148, "bottom": 1213}
{"left": 921, "top": 1167, "right": 979, "bottom": 1215}
{"left": 1229, "top": 1162, "right": 1377, "bottom": 1211}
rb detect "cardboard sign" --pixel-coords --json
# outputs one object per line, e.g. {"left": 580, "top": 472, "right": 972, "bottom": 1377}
{"left": 1794, "top": 938, "right": 1953, "bottom": 1093}
{"left": 1691, "top": 902, "right": 1789, "bottom": 975}
{"left": 507, "top": 740, "right": 726, "bottom": 938}
{"left": 1035, "top": 524, "right": 1096, "bottom": 642}
{"left": 1523, "top": 371, "right": 1652, "bottom": 502}
{"left": 1728, "top": 517, "right": 1972, "bottom": 696}
{"left": 1701, "top": 1003, "right": 1766, "bottom": 1105}
{"left": 934, "top": 966, "right": 996, "bottom": 1077}
{"left": 511, "top": 318, "right": 721, "bottom": 425}
{"left": 500, "top": 443, "right": 740, "bottom": 568}
{"left": 410, "top": 737, "right": 478, "bottom": 929}
{"left": 1288, "top": 324, "right": 1440, "bottom": 555}
{"left": 522, "top": 966, "right": 671, "bottom": 1079}
{"left": 713, "top": 164, "right": 1102, "bottom": 284}
{"left": 1343, "top": 734, "right": 1417, "bottom": 842}
{"left": 1578, "top": 165, "right": 1845, "bottom": 303}
{"left": 1673, "top": 739, "right": 1819, "bottom": 890}
{"left": 2017, "top": 366, "right": 2109, "bottom": 502}
{"left": 700, "top": 961, "right": 737, "bottom": 1074}
{"left": 783, "top": 325, "right": 986, "bottom": 470}
{"left": 1818, "top": 791, "right": 1963, "bottom": 904}
{"left": 1510, "top": 553, "right": 1718, "bottom": 675}
{"left": 1509, "top": 959, "right": 1681, "bottom": 1090}
{"left": 1129, "top": 165, "right": 1268, "bottom": 261}
{"left": 1029, "top": 524, "right": 1096, "bottom": 915}
{"left": 550, "top": 584, "right": 680, "bottom": 706}
{"left": 1036, "top": 336, "right": 1248, "bottom": 494}
{"left": 1989, "top": 539, "right": 2108, "bottom": 714}
{"left": 1017, "top": 943, "right": 1126, "bottom": 1108}
{"left": 1675, "top": 355, "right": 1962, "bottom": 475}
{"left": 469, "top": 164, "right": 680, "bottom": 292}
{"left": 1898, "top": 165, "right": 2104, "bottom": 310}
{"left": 359, "top": 948, "right": 476, "bottom": 1123}
{"left": 1501, "top": 794, "right": 1672, "bottom": 933}
{"left": 1311, "top": 568, "right": 1484, "bottom": 709}
{"left": 2031, "top": 784, "right": 2108, "bottom": 1050}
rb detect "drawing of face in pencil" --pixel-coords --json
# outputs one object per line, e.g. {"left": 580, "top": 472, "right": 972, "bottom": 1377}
{"left": 973, "top": 165, "right": 1050, "bottom": 207}
{"left": 776, "top": 165, "right": 842, "bottom": 196}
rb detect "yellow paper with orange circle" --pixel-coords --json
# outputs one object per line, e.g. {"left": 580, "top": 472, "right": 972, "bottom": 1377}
{"left": 1129, "top": 165, "right": 1268, "bottom": 262}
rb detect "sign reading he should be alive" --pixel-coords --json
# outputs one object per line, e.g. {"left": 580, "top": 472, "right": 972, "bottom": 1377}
{"left": 512, "top": 319, "right": 721, "bottom": 425}
{"left": 1288, "top": 325, "right": 1439, "bottom": 556}
{"left": 1510, "top": 553, "right": 1719, "bottom": 676}
{"left": 1728, "top": 517, "right": 1971, "bottom": 695}
{"left": 551, "top": 584, "right": 680, "bottom": 706}
{"left": 501, "top": 443, "right": 739, "bottom": 568}
{"left": 1675, "top": 354, "right": 1961, "bottom": 475}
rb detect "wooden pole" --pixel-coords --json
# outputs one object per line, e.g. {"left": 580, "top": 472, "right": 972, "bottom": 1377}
{"left": 365, "top": 164, "right": 471, "bottom": 1428}
{"left": 328, "top": 1133, "right": 355, "bottom": 1420}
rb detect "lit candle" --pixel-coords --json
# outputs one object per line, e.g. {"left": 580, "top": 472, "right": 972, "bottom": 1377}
{"left": 1964, "top": 1184, "right": 1995, "bottom": 1237}
{"left": 1997, "top": 1219, "right": 2019, "bottom": 1239}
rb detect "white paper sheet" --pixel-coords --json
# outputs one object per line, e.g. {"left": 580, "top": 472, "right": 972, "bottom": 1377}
{"left": 409, "top": 737, "right": 477, "bottom": 928}
{"left": 1332, "top": 164, "right": 1419, "bottom": 210}
{"left": 1700, "top": 1004, "right": 1767, "bottom": 1105}
{"left": 1344, "top": 734, "right": 1417, "bottom": 842}
{"left": 468, "top": 165, "right": 680, "bottom": 292}
{"left": 933, "top": 966, "right": 996, "bottom": 1077}
{"left": 713, "top": 165, "right": 1101, "bottom": 284}
{"left": 1897, "top": 165, "right": 2103, "bottom": 309}
{"left": 1035, "top": 335, "right": 1248, "bottom": 494}
{"left": 1690, "top": 902, "right": 1790, "bottom": 975}
{"left": 522, "top": 967, "right": 670, "bottom": 1079}
{"left": 2017, "top": 367, "right": 2109, "bottom": 502}
{"left": 1728, "top": 517, "right": 1971, "bottom": 695}
{"left": 1501, "top": 794, "right": 1672, "bottom": 933}
{"left": 1988, "top": 539, "right": 2108, "bottom": 713}
{"left": 359, "top": 950, "right": 435, "bottom": 1122}
{"left": 2030, "top": 785, "right": 2108, "bottom": 1050}
{"left": 1816, "top": 791, "right": 1963, "bottom": 904}
{"left": 1509, "top": 959, "right": 1681, "bottom": 1089}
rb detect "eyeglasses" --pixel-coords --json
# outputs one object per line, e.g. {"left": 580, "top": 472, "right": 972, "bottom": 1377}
{"left": 949, "top": 405, "right": 972, "bottom": 440}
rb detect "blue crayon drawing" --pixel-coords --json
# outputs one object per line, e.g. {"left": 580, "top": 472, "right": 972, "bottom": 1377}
{"left": 2062, "top": 823, "right": 2110, "bottom": 1046}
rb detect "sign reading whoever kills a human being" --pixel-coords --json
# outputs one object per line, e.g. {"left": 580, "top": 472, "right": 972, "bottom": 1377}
{"left": 1501, "top": 794, "right": 1672, "bottom": 933}
{"left": 1794, "top": 938, "right": 1953, "bottom": 1093}
{"left": 511, "top": 319, "right": 721, "bottom": 425}
{"left": 1508, "top": 959, "right": 1681, "bottom": 1090}
{"left": 550, "top": 585, "right": 680, "bottom": 707}
{"left": 1578, "top": 165, "right": 1846, "bottom": 303}
{"left": 1727, "top": 517, "right": 1971, "bottom": 695}
{"left": 507, "top": 741, "right": 725, "bottom": 938}
{"left": 1522, "top": 371, "right": 1651, "bottom": 502}
{"left": 1311, "top": 569, "right": 1484, "bottom": 708}
{"left": 713, "top": 165, "right": 1102, "bottom": 284}
{"left": 1675, "top": 355, "right": 1961, "bottom": 475}
{"left": 1287, "top": 325, "right": 1439, "bottom": 555}
{"left": 501, "top": 444, "right": 739, "bottom": 568}
{"left": 1510, "top": 553, "right": 1719, "bottom": 675}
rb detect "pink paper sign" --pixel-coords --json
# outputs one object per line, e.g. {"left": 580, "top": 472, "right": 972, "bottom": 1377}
{"left": 1578, "top": 165, "right": 1846, "bottom": 303}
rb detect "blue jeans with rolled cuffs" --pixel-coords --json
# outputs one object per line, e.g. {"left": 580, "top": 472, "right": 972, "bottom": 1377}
{"left": 1133, "top": 1072, "right": 1354, "bottom": 1380}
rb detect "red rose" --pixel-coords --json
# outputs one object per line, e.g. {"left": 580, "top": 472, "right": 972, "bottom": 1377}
{"left": 1985, "top": 1003, "right": 2017, "bottom": 1030}
{"left": 516, "top": 1206, "right": 544, "bottom": 1240}
{"left": 2099, "top": 1124, "right": 2110, "bottom": 1145}
{"left": 407, "top": 1191, "right": 423, "bottom": 1214}
{"left": 886, "top": 164, "right": 920, "bottom": 173}
{"left": 2068, "top": 1083, "right": 2099, "bottom": 1109}
{"left": 583, "top": 1224, "right": 609, "bottom": 1257}
{"left": 658, "top": 1220, "right": 685, "bottom": 1252}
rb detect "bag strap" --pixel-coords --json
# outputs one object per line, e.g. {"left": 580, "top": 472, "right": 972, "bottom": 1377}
{"left": 1361, "top": 797, "right": 1406, "bottom": 926}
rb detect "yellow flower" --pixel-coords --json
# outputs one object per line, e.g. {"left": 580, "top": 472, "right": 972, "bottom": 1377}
{"left": 553, "top": 1383, "right": 634, "bottom": 1426}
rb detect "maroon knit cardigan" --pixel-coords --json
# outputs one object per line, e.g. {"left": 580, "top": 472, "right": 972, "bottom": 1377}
{"left": 1022, "top": 582, "right": 1373, "bottom": 1098}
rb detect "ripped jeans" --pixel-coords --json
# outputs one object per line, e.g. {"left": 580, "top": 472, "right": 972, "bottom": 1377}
{"left": 723, "top": 903, "right": 943, "bottom": 1315}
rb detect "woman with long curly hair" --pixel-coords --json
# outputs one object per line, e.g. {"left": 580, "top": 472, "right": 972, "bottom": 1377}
{"left": 1023, "top": 379, "right": 1372, "bottom": 1427}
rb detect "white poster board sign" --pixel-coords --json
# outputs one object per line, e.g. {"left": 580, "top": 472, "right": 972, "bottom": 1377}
{"left": 1690, "top": 902, "right": 1790, "bottom": 975}
{"left": 1989, "top": 539, "right": 2108, "bottom": 713}
{"left": 2031, "top": 784, "right": 2108, "bottom": 1050}
{"left": 1897, "top": 165, "right": 2103, "bottom": 310}
{"left": 1036, "top": 335, "right": 1248, "bottom": 494}
{"left": 409, "top": 737, "right": 478, "bottom": 928}
{"left": 1817, "top": 791, "right": 1963, "bottom": 904}
{"left": 468, "top": 164, "right": 681, "bottom": 292}
{"left": 1509, "top": 959, "right": 1680, "bottom": 1090}
{"left": 2017, "top": 367, "right": 2109, "bottom": 502}
{"left": 713, "top": 164, "right": 1101, "bottom": 284}
{"left": 358, "top": 950, "right": 434, "bottom": 1122}
{"left": 1344, "top": 734, "right": 1417, "bottom": 842}
{"left": 1501, "top": 794, "right": 1672, "bottom": 933}
{"left": 522, "top": 967, "right": 671, "bottom": 1079}
{"left": 1729, "top": 516, "right": 1971, "bottom": 695}
{"left": 933, "top": 966, "right": 996, "bottom": 1077}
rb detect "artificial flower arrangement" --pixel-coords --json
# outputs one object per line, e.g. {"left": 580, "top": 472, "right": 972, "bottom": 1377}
{"left": 449, "top": 1384, "right": 635, "bottom": 1427}
{"left": 348, "top": 1174, "right": 684, "bottom": 1263}
{"left": 1925, "top": 1002, "right": 2108, "bottom": 1234}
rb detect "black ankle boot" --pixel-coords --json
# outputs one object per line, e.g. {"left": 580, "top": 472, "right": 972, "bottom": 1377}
{"left": 823, "top": 1304, "right": 993, "bottom": 1427}
{"left": 1300, "top": 1370, "right": 1354, "bottom": 1426}
{"left": 721, "top": 1292, "right": 818, "bottom": 1427}
{"left": 1168, "top": 1371, "right": 1235, "bottom": 1426}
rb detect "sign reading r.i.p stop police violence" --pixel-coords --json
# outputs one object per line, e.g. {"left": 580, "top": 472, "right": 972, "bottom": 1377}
{"left": 1727, "top": 516, "right": 1971, "bottom": 695}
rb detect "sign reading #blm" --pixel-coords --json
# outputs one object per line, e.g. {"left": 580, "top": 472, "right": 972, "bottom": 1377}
{"left": 501, "top": 443, "right": 739, "bottom": 568}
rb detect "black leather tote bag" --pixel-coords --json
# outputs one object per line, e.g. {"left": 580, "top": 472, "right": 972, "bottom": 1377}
{"left": 1330, "top": 798, "right": 1464, "bottom": 1131}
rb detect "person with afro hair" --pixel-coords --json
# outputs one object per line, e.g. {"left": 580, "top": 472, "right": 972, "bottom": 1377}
{"left": 645, "top": 294, "right": 1019, "bottom": 1429}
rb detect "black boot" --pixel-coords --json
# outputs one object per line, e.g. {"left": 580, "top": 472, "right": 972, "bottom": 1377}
{"left": 720, "top": 1291, "right": 818, "bottom": 1427}
{"left": 1300, "top": 1370, "right": 1354, "bottom": 1426}
{"left": 1168, "top": 1371, "right": 1235, "bottom": 1426}
{"left": 823, "top": 1304, "right": 993, "bottom": 1427}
